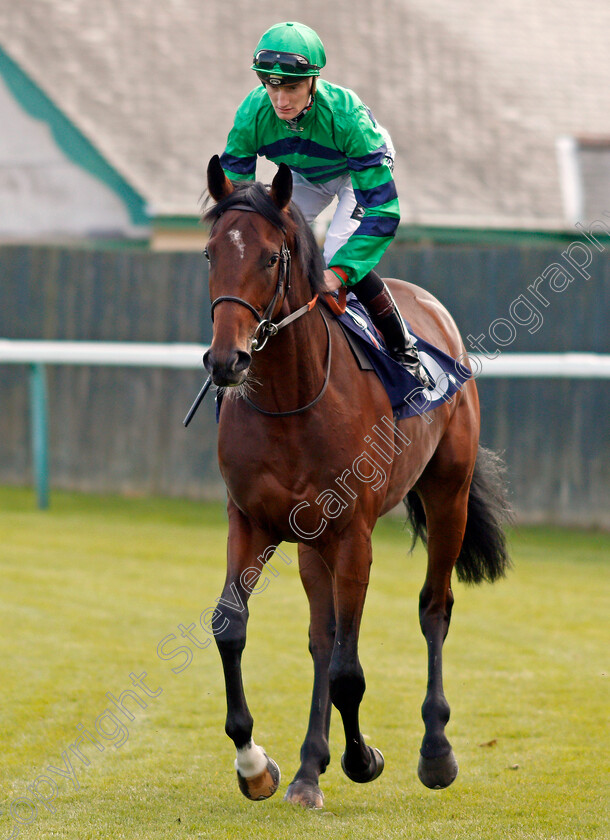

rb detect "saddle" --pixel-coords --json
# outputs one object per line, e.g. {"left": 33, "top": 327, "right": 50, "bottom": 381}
{"left": 328, "top": 293, "right": 472, "bottom": 420}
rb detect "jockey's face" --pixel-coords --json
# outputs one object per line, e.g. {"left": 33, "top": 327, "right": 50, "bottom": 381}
{"left": 264, "top": 78, "right": 313, "bottom": 120}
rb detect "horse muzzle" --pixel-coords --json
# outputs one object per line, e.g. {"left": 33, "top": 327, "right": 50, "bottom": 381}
{"left": 203, "top": 346, "right": 252, "bottom": 387}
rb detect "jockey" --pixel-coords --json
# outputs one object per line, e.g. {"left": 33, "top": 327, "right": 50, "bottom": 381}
{"left": 220, "top": 21, "right": 431, "bottom": 387}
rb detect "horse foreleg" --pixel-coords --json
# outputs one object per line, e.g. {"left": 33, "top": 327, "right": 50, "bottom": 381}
{"left": 284, "top": 545, "right": 335, "bottom": 809}
{"left": 214, "top": 500, "right": 281, "bottom": 801}
{"left": 416, "top": 486, "right": 469, "bottom": 789}
{"left": 328, "top": 532, "right": 384, "bottom": 785}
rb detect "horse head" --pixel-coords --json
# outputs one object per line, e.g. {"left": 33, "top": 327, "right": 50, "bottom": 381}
{"left": 202, "top": 156, "right": 294, "bottom": 388}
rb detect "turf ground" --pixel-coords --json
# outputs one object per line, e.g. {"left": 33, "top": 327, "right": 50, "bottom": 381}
{"left": 0, "top": 486, "right": 608, "bottom": 840}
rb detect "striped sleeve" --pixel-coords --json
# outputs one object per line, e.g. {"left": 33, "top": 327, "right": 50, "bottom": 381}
{"left": 328, "top": 106, "right": 400, "bottom": 284}
{"left": 220, "top": 95, "right": 258, "bottom": 182}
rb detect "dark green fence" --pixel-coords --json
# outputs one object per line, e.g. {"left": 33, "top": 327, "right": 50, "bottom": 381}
{"left": 1, "top": 241, "right": 608, "bottom": 525}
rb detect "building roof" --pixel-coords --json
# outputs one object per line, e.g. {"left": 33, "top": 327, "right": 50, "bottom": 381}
{"left": 1, "top": 0, "right": 609, "bottom": 230}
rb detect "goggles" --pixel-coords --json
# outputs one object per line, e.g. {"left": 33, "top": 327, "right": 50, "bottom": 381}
{"left": 253, "top": 50, "right": 319, "bottom": 75}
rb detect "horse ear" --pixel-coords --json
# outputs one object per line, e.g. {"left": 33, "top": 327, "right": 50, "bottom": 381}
{"left": 270, "top": 163, "right": 293, "bottom": 211}
{"left": 207, "top": 155, "right": 234, "bottom": 202}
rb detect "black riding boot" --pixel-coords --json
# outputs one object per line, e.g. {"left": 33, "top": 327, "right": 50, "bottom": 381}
{"left": 352, "top": 270, "right": 432, "bottom": 388}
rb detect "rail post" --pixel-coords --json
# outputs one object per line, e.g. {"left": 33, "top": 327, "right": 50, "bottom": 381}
{"left": 29, "top": 362, "right": 49, "bottom": 509}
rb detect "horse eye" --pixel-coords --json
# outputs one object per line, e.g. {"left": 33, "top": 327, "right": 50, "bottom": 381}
{"left": 267, "top": 254, "right": 279, "bottom": 267}
{"left": 203, "top": 247, "right": 210, "bottom": 262}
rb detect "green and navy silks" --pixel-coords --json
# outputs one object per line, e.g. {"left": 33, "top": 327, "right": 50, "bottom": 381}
{"left": 220, "top": 79, "right": 400, "bottom": 285}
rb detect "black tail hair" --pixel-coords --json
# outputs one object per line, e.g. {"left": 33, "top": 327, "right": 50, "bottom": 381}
{"left": 404, "top": 446, "right": 512, "bottom": 584}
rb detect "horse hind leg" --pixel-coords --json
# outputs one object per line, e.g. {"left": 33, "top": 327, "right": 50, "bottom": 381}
{"left": 409, "top": 437, "right": 511, "bottom": 789}
{"left": 284, "top": 545, "right": 335, "bottom": 809}
{"left": 327, "top": 530, "right": 384, "bottom": 786}
{"left": 413, "top": 478, "right": 470, "bottom": 789}
{"left": 285, "top": 537, "right": 383, "bottom": 809}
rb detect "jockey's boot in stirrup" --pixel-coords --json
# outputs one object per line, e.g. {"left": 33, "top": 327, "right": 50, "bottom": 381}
{"left": 365, "top": 282, "right": 432, "bottom": 388}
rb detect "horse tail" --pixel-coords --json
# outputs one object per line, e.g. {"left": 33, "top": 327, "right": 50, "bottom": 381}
{"left": 404, "top": 446, "right": 512, "bottom": 585}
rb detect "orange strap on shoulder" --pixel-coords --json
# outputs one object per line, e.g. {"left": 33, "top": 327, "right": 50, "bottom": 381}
{"left": 323, "top": 285, "right": 347, "bottom": 315}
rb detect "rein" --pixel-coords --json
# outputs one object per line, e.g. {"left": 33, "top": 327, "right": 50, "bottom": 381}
{"left": 244, "top": 308, "right": 331, "bottom": 417}
{"left": 207, "top": 202, "right": 334, "bottom": 417}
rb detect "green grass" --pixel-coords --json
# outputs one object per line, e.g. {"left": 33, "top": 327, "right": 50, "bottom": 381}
{"left": 0, "top": 486, "right": 608, "bottom": 840}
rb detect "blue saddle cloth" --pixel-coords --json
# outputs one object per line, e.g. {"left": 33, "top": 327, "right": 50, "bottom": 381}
{"left": 335, "top": 293, "right": 472, "bottom": 420}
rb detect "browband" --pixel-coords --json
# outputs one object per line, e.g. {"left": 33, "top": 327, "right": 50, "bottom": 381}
{"left": 214, "top": 202, "right": 287, "bottom": 234}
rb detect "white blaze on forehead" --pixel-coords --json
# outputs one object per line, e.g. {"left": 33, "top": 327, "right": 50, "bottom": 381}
{"left": 228, "top": 228, "right": 246, "bottom": 259}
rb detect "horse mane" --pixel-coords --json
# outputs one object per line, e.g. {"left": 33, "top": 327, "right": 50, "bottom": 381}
{"left": 203, "top": 181, "right": 326, "bottom": 295}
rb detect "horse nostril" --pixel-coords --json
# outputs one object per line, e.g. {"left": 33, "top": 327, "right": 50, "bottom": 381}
{"left": 232, "top": 350, "right": 252, "bottom": 373}
{"left": 203, "top": 347, "right": 250, "bottom": 383}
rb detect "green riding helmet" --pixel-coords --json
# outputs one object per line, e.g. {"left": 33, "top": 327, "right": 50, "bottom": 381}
{"left": 252, "top": 21, "right": 326, "bottom": 86}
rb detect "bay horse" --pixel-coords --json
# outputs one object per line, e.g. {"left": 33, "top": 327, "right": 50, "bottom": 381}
{"left": 201, "top": 155, "right": 510, "bottom": 809}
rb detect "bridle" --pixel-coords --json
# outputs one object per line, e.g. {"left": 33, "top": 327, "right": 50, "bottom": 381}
{"left": 205, "top": 202, "right": 331, "bottom": 417}
{"left": 208, "top": 204, "right": 294, "bottom": 351}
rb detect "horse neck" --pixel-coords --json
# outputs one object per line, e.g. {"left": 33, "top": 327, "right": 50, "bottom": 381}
{"left": 249, "top": 268, "right": 328, "bottom": 406}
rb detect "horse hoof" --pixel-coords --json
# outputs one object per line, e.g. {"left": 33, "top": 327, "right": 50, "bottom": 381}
{"left": 417, "top": 750, "right": 459, "bottom": 789}
{"left": 236, "top": 755, "right": 281, "bottom": 801}
{"left": 341, "top": 746, "right": 384, "bottom": 783}
{"left": 284, "top": 779, "right": 324, "bottom": 809}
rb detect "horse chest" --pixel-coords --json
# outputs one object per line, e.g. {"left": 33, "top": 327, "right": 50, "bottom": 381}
{"left": 221, "top": 432, "right": 326, "bottom": 497}
{"left": 221, "top": 421, "right": 392, "bottom": 540}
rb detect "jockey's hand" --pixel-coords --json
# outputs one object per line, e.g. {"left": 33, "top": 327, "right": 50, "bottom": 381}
{"left": 322, "top": 269, "right": 344, "bottom": 292}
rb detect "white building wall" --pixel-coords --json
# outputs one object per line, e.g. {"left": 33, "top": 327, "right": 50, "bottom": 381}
{"left": 0, "top": 77, "right": 134, "bottom": 238}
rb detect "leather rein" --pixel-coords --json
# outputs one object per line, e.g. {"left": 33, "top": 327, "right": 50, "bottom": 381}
{"left": 206, "top": 203, "right": 333, "bottom": 417}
